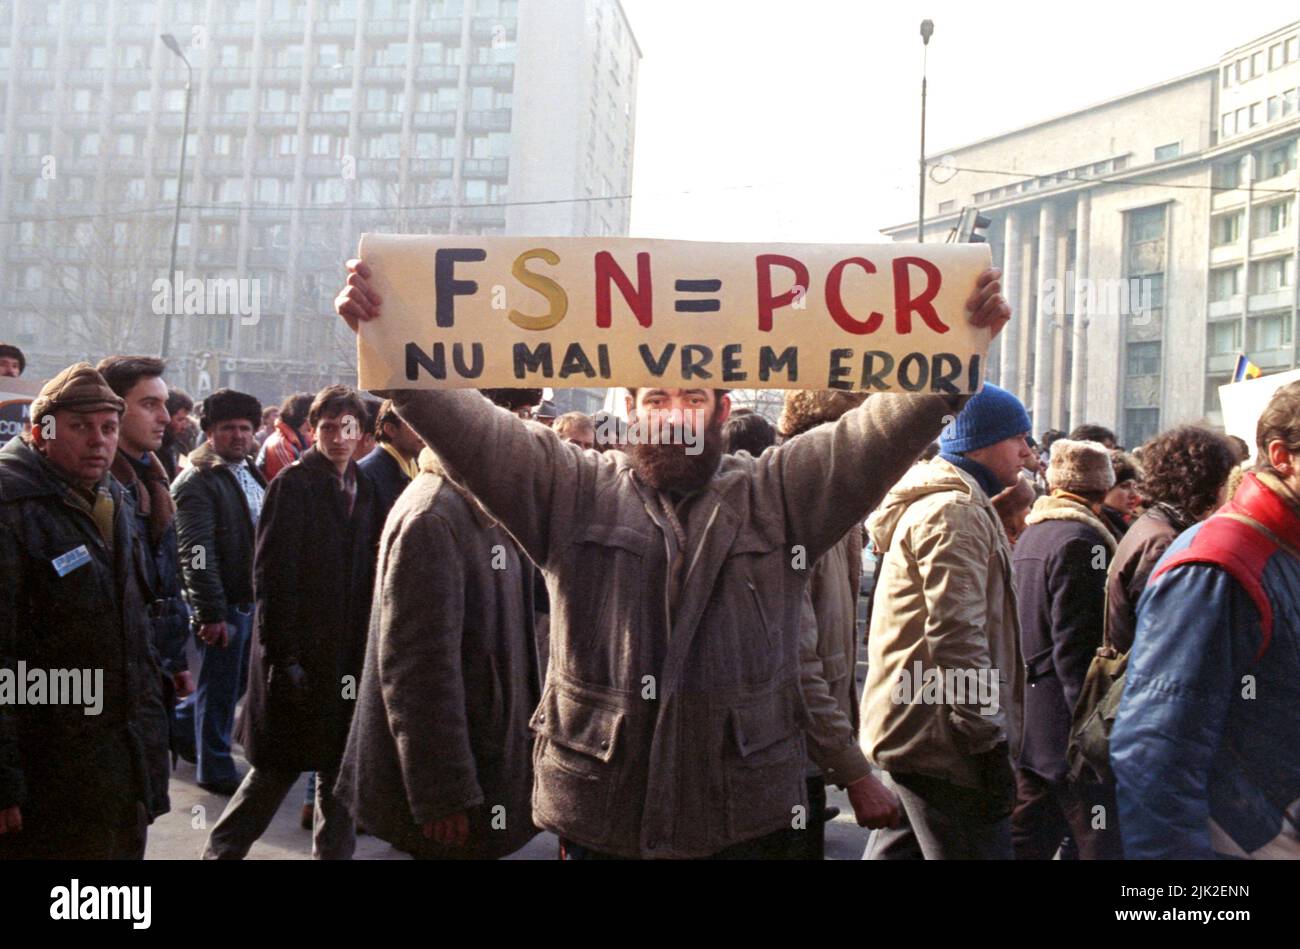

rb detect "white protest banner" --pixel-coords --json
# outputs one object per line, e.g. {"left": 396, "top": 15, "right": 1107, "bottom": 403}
{"left": 1219, "top": 368, "right": 1300, "bottom": 463}
{"left": 355, "top": 235, "right": 993, "bottom": 393}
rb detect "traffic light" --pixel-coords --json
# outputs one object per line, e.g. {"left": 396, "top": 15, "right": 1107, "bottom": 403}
{"left": 954, "top": 206, "right": 992, "bottom": 244}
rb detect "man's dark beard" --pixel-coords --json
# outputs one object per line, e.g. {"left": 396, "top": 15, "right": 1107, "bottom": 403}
{"left": 627, "top": 416, "right": 724, "bottom": 494}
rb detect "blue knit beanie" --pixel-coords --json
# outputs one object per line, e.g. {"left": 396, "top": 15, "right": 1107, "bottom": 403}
{"left": 939, "top": 382, "right": 1031, "bottom": 454}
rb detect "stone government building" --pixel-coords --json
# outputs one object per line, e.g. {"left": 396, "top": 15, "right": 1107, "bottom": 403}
{"left": 883, "top": 20, "right": 1300, "bottom": 448}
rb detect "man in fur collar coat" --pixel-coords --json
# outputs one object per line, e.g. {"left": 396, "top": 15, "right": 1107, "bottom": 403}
{"left": 1010, "top": 438, "right": 1122, "bottom": 859}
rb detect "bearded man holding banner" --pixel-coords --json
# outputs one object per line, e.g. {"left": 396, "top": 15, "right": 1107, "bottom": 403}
{"left": 333, "top": 254, "right": 1010, "bottom": 860}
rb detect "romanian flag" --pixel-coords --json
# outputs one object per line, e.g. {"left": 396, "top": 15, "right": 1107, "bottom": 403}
{"left": 1233, "top": 353, "right": 1262, "bottom": 383}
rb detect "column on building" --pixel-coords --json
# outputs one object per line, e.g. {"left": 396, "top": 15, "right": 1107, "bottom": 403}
{"left": 1032, "top": 201, "right": 1059, "bottom": 434}
{"left": 1069, "top": 190, "right": 1091, "bottom": 432}
{"left": 998, "top": 209, "right": 1022, "bottom": 395}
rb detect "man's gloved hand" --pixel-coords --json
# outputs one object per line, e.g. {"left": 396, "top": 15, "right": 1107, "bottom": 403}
{"left": 970, "top": 741, "right": 1016, "bottom": 820}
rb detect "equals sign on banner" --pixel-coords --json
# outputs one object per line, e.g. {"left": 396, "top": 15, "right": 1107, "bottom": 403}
{"left": 674, "top": 278, "right": 722, "bottom": 312}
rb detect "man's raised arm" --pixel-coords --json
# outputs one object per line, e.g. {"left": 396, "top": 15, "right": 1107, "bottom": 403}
{"left": 765, "top": 268, "right": 1008, "bottom": 563}
{"left": 383, "top": 388, "right": 592, "bottom": 567}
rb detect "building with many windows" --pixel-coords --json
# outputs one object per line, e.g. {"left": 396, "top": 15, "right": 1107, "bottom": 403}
{"left": 884, "top": 21, "right": 1299, "bottom": 447}
{"left": 0, "top": 0, "right": 639, "bottom": 404}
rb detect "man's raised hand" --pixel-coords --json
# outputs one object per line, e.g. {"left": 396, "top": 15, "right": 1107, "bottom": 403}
{"left": 967, "top": 267, "right": 1011, "bottom": 340}
{"left": 334, "top": 259, "right": 382, "bottom": 333}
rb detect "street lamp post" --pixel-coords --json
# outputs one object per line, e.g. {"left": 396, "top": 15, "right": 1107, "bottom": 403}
{"left": 918, "top": 19, "right": 934, "bottom": 243}
{"left": 160, "top": 33, "right": 192, "bottom": 360}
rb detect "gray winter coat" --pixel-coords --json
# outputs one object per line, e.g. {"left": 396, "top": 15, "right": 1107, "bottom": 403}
{"left": 383, "top": 387, "right": 959, "bottom": 858}
{"left": 336, "top": 456, "right": 540, "bottom": 859}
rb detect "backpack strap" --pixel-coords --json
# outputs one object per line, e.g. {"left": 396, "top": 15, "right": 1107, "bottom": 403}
{"left": 1149, "top": 511, "right": 1290, "bottom": 662}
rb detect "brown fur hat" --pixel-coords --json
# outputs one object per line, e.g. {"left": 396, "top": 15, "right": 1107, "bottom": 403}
{"left": 777, "top": 390, "right": 869, "bottom": 439}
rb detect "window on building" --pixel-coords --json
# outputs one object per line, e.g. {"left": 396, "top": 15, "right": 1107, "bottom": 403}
{"left": 373, "top": 43, "right": 407, "bottom": 66}
{"left": 1205, "top": 375, "right": 1232, "bottom": 414}
{"left": 938, "top": 199, "right": 954, "bottom": 214}
{"left": 253, "top": 313, "right": 283, "bottom": 352}
{"left": 1129, "top": 206, "right": 1165, "bottom": 244}
{"left": 1250, "top": 102, "right": 1263, "bottom": 127}
{"left": 1261, "top": 139, "right": 1297, "bottom": 178}
{"left": 1212, "top": 159, "right": 1241, "bottom": 190}
{"left": 414, "top": 133, "right": 438, "bottom": 158}
{"left": 117, "top": 133, "right": 136, "bottom": 157}
{"left": 1124, "top": 409, "right": 1160, "bottom": 449}
{"left": 1212, "top": 211, "right": 1242, "bottom": 245}
{"left": 1285, "top": 89, "right": 1298, "bottom": 117}
{"left": 1249, "top": 312, "right": 1293, "bottom": 352}
{"left": 1289, "top": 36, "right": 1299, "bottom": 62}
{"left": 1252, "top": 50, "right": 1265, "bottom": 76}
{"left": 1154, "top": 142, "right": 1180, "bottom": 161}
{"left": 1208, "top": 320, "right": 1242, "bottom": 356}
{"left": 1221, "top": 112, "right": 1236, "bottom": 138}
{"left": 1256, "top": 199, "right": 1293, "bottom": 236}
{"left": 1270, "top": 43, "right": 1284, "bottom": 69}
{"left": 1210, "top": 266, "right": 1242, "bottom": 301}
{"left": 204, "top": 315, "right": 233, "bottom": 351}
{"left": 1252, "top": 257, "right": 1295, "bottom": 294}
{"left": 1268, "top": 97, "right": 1282, "bottom": 122}
{"left": 1126, "top": 340, "right": 1161, "bottom": 377}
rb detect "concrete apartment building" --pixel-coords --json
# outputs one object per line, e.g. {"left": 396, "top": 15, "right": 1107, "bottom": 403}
{"left": 0, "top": 0, "right": 639, "bottom": 405}
{"left": 884, "top": 21, "right": 1300, "bottom": 447}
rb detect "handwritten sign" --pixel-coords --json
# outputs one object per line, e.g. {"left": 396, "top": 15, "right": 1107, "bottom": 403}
{"left": 355, "top": 235, "right": 992, "bottom": 392}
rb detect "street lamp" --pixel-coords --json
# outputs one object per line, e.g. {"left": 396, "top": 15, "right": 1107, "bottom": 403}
{"left": 160, "top": 33, "right": 193, "bottom": 360}
{"left": 918, "top": 19, "right": 934, "bottom": 243}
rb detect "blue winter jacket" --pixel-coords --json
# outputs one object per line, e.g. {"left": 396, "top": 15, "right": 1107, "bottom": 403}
{"left": 1111, "top": 472, "right": 1300, "bottom": 859}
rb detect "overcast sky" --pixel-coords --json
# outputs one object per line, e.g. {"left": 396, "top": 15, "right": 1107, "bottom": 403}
{"left": 619, "top": 0, "right": 1296, "bottom": 243}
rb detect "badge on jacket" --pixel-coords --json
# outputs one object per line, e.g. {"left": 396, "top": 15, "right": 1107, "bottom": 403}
{"left": 51, "top": 545, "right": 92, "bottom": 577}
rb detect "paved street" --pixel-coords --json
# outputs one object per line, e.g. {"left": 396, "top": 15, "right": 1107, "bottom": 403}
{"left": 147, "top": 755, "right": 868, "bottom": 860}
{"left": 146, "top": 657, "right": 876, "bottom": 860}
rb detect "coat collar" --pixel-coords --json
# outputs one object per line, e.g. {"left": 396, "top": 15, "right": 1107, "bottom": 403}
{"left": 0, "top": 436, "right": 60, "bottom": 500}
{"left": 110, "top": 448, "right": 176, "bottom": 543}
{"left": 1229, "top": 471, "right": 1300, "bottom": 550}
{"left": 1025, "top": 491, "right": 1118, "bottom": 553}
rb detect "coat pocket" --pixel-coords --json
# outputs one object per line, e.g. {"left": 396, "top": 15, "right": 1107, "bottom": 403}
{"left": 568, "top": 523, "right": 649, "bottom": 657}
{"left": 529, "top": 686, "right": 625, "bottom": 844}
{"left": 722, "top": 696, "right": 805, "bottom": 841}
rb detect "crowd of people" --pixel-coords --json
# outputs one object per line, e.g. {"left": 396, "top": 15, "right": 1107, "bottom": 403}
{"left": 0, "top": 260, "right": 1296, "bottom": 861}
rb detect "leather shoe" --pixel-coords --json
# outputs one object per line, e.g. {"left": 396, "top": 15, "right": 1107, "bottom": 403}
{"left": 198, "top": 778, "right": 241, "bottom": 796}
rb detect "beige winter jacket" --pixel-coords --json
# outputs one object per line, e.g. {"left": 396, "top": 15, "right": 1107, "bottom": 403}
{"left": 859, "top": 457, "right": 1024, "bottom": 789}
